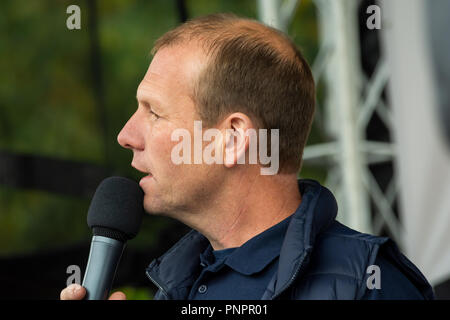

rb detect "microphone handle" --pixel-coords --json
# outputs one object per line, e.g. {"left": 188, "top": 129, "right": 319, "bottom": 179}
{"left": 82, "top": 236, "right": 126, "bottom": 300}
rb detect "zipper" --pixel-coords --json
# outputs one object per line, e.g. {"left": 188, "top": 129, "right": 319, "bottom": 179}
{"left": 145, "top": 270, "right": 170, "bottom": 299}
{"left": 271, "top": 249, "right": 311, "bottom": 300}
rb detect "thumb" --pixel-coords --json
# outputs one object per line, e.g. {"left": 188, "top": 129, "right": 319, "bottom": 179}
{"left": 108, "top": 291, "right": 127, "bottom": 300}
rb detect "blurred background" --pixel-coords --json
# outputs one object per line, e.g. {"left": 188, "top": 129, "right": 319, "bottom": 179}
{"left": 0, "top": 0, "right": 449, "bottom": 299}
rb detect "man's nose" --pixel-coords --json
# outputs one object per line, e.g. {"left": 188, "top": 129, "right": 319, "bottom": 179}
{"left": 117, "top": 111, "right": 144, "bottom": 151}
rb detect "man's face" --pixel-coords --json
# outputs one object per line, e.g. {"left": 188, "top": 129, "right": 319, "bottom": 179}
{"left": 117, "top": 44, "right": 224, "bottom": 218}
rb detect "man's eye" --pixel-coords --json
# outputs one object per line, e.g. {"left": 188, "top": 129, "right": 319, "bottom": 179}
{"left": 149, "top": 109, "right": 160, "bottom": 120}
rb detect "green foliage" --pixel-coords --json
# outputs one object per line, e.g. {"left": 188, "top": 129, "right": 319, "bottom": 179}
{"left": 0, "top": 0, "right": 102, "bottom": 162}
{"left": 187, "top": 0, "right": 256, "bottom": 18}
{"left": 114, "top": 286, "right": 154, "bottom": 300}
{"left": 0, "top": 0, "right": 180, "bottom": 254}
{"left": 0, "top": 185, "right": 91, "bottom": 255}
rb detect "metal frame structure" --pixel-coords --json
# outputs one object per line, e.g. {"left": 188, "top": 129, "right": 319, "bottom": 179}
{"left": 257, "top": 0, "right": 403, "bottom": 247}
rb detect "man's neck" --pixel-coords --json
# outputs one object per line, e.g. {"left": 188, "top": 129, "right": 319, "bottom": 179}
{"left": 191, "top": 171, "right": 302, "bottom": 250}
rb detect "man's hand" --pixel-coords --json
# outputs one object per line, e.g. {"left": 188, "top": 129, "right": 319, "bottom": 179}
{"left": 60, "top": 284, "right": 126, "bottom": 300}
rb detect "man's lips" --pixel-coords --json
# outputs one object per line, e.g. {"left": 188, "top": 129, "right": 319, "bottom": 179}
{"left": 132, "top": 163, "right": 153, "bottom": 185}
{"left": 132, "top": 163, "right": 151, "bottom": 175}
{"left": 139, "top": 174, "right": 153, "bottom": 189}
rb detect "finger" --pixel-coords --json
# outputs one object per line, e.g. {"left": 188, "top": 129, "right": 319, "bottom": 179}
{"left": 60, "top": 284, "right": 86, "bottom": 300}
{"left": 108, "top": 291, "right": 127, "bottom": 300}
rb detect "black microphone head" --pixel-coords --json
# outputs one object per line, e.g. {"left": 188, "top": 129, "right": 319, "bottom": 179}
{"left": 87, "top": 176, "right": 144, "bottom": 242}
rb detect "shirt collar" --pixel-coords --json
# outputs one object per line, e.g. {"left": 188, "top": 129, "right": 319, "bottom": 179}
{"left": 215, "top": 213, "right": 293, "bottom": 275}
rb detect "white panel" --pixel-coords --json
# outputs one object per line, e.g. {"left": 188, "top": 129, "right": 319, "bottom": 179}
{"left": 380, "top": 0, "right": 450, "bottom": 285}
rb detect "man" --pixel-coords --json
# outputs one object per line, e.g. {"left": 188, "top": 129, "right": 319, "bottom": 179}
{"left": 61, "top": 13, "right": 434, "bottom": 300}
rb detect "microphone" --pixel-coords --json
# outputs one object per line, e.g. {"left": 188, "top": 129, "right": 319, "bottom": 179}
{"left": 82, "top": 176, "right": 144, "bottom": 300}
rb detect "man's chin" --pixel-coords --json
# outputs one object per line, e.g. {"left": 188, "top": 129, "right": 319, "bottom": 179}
{"left": 143, "top": 203, "right": 160, "bottom": 216}
{"left": 143, "top": 199, "right": 169, "bottom": 217}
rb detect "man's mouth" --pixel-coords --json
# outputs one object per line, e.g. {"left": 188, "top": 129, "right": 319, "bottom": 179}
{"left": 132, "top": 163, "right": 153, "bottom": 186}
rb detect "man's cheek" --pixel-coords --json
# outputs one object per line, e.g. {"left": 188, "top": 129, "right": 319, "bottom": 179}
{"left": 148, "top": 130, "right": 173, "bottom": 156}
{"left": 153, "top": 136, "right": 182, "bottom": 174}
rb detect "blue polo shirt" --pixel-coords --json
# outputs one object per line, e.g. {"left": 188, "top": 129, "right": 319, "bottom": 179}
{"left": 188, "top": 214, "right": 293, "bottom": 300}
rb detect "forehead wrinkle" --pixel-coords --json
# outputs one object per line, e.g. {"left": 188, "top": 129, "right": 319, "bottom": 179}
{"left": 137, "top": 76, "right": 165, "bottom": 102}
{"left": 141, "top": 75, "right": 187, "bottom": 100}
{"left": 137, "top": 72, "right": 196, "bottom": 116}
{"left": 138, "top": 43, "right": 206, "bottom": 121}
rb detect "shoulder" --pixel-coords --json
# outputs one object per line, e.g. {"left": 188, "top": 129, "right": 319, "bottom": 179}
{"left": 307, "top": 221, "right": 389, "bottom": 281}
{"left": 360, "top": 254, "right": 426, "bottom": 299}
{"left": 293, "top": 221, "right": 434, "bottom": 299}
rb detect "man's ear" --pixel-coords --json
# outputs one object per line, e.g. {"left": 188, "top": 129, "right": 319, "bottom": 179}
{"left": 221, "top": 113, "right": 253, "bottom": 168}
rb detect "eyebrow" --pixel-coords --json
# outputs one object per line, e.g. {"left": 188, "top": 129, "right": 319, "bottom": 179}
{"left": 136, "top": 93, "right": 162, "bottom": 112}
